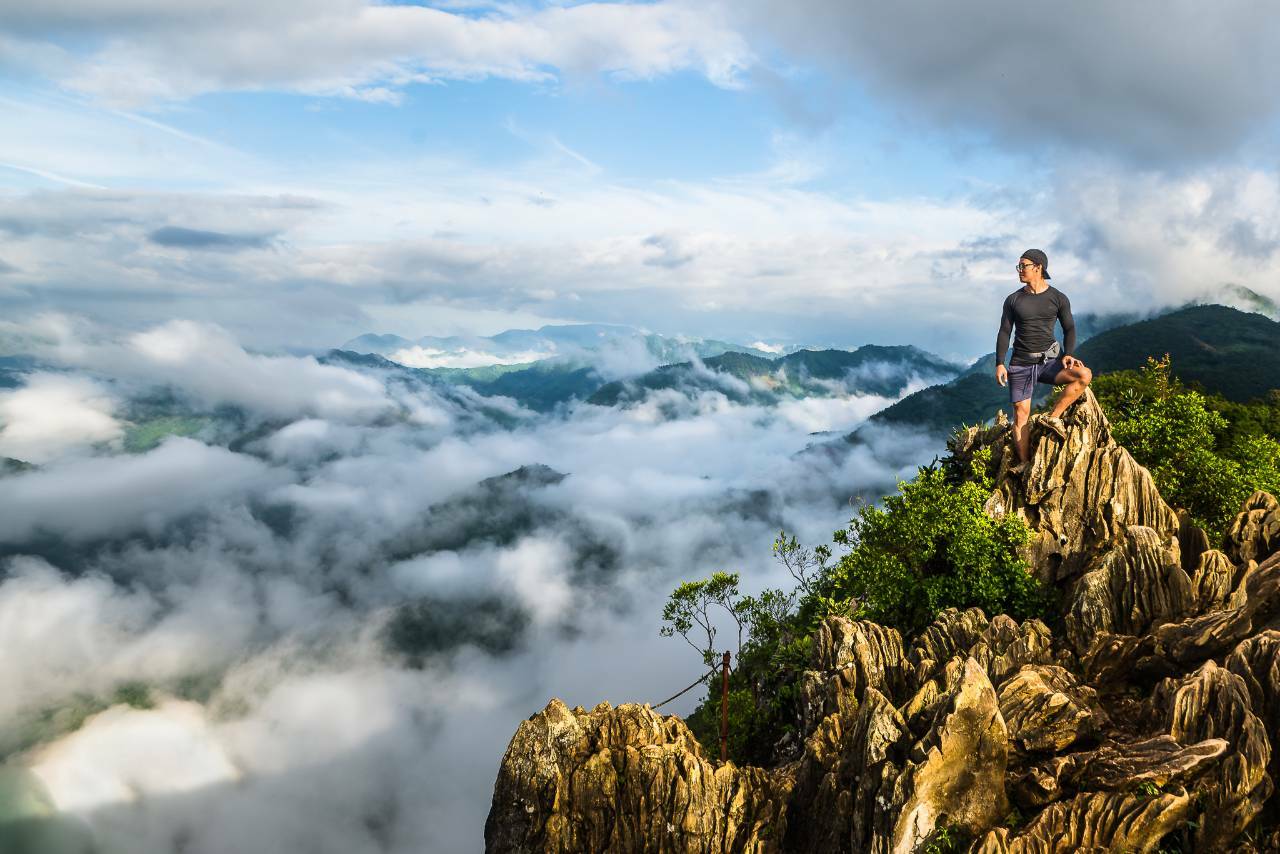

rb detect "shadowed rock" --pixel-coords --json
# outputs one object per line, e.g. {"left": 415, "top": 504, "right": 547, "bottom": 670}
{"left": 998, "top": 665, "right": 1104, "bottom": 753}
{"left": 1190, "top": 548, "right": 1236, "bottom": 614}
{"left": 1176, "top": 508, "right": 1210, "bottom": 573}
{"left": 1226, "top": 490, "right": 1280, "bottom": 567}
{"left": 786, "top": 687, "right": 905, "bottom": 853}
{"left": 974, "top": 790, "right": 1193, "bottom": 854}
{"left": 1152, "top": 660, "right": 1273, "bottom": 850}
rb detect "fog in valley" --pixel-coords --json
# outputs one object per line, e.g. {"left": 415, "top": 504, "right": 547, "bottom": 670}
{"left": 0, "top": 317, "right": 946, "bottom": 852}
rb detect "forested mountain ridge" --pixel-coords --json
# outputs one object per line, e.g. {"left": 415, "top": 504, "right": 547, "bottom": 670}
{"left": 864, "top": 304, "right": 1280, "bottom": 438}
{"left": 589, "top": 345, "right": 963, "bottom": 408}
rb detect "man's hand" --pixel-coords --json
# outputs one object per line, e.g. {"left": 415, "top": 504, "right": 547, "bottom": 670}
{"left": 1062, "top": 355, "right": 1082, "bottom": 370}
{"left": 996, "top": 364, "right": 1008, "bottom": 387}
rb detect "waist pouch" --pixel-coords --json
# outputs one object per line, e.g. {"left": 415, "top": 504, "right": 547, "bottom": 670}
{"left": 1025, "top": 340, "right": 1061, "bottom": 364}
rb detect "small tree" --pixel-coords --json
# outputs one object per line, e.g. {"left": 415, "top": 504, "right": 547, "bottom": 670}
{"left": 660, "top": 571, "right": 745, "bottom": 673}
{"left": 771, "top": 530, "right": 830, "bottom": 597}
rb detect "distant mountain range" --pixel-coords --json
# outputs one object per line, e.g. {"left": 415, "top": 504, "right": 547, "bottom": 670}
{"left": 861, "top": 304, "right": 1280, "bottom": 439}
{"left": 341, "top": 323, "right": 779, "bottom": 369}
{"left": 588, "top": 346, "right": 964, "bottom": 408}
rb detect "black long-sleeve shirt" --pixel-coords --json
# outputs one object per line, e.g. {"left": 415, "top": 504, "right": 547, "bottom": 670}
{"left": 995, "top": 286, "right": 1075, "bottom": 366}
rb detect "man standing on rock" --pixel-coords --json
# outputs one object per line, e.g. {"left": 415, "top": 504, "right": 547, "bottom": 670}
{"left": 995, "top": 248, "right": 1093, "bottom": 471}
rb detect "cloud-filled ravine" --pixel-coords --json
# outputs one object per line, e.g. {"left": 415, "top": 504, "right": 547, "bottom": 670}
{"left": 0, "top": 317, "right": 950, "bottom": 853}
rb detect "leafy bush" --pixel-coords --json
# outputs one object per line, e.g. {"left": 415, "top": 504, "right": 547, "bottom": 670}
{"left": 1092, "top": 356, "right": 1280, "bottom": 537}
{"left": 662, "top": 451, "right": 1043, "bottom": 764}
{"left": 821, "top": 451, "right": 1043, "bottom": 633}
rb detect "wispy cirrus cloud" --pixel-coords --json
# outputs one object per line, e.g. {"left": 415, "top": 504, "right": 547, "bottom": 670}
{"left": 2, "top": 0, "right": 752, "bottom": 107}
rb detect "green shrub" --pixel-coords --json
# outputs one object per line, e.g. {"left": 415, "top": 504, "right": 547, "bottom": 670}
{"left": 663, "top": 450, "right": 1044, "bottom": 764}
{"left": 822, "top": 451, "right": 1043, "bottom": 633}
{"left": 1092, "top": 356, "right": 1280, "bottom": 537}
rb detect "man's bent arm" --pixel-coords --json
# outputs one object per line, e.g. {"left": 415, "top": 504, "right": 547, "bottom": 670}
{"left": 1058, "top": 294, "right": 1076, "bottom": 356}
{"left": 996, "top": 298, "right": 1013, "bottom": 366}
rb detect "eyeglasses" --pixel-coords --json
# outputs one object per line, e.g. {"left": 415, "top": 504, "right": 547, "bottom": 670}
{"left": 1015, "top": 262, "right": 1040, "bottom": 272}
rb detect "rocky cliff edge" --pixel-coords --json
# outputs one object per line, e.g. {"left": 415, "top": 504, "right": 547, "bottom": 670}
{"left": 486, "top": 391, "right": 1280, "bottom": 853}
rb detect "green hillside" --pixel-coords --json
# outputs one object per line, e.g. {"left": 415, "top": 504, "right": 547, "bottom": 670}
{"left": 1074, "top": 304, "right": 1280, "bottom": 401}
{"left": 865, "top": 304, "right": 1280, "bottom": 438}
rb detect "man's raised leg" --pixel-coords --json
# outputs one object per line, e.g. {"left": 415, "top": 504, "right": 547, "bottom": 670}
{"left": 1049, "top": 364, "right": 1094, "bottom": 418}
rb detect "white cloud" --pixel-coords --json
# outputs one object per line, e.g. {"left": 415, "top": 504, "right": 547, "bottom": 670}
{"left": 0, "top": 438, "right": 283, "bottom": 542}
{"left": 30, "top": 700, "right": 241, "bottom": 814}
{"left": 0, "top": 372, "right": 123, "bottom": 462}
{"left": 3, "top": 1, "right": 752, "bottom": 107}
{"left": 387, "top": 344, "right": 552, "bottom": 369}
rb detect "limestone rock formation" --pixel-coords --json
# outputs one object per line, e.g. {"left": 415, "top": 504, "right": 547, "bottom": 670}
{"left": 799, "top": 618, "right": 905, "bottom": 733}
{"left": 974, "top": 790, "right": 1193, "bottom": 854}
{"left": 485, "top": 699, "right": 792, "bottom": 853}
{"left": 958, "top": 390, "right": 1180, "bottom": 586}
{"left": 487, "top": 391, "right": 1280, "bottom": 853}
{"left": 997, "top": 665, "right": 1103, "bottom": 753}
{"left": 1227, "top": 490, "right": 1280, "bottom": 567}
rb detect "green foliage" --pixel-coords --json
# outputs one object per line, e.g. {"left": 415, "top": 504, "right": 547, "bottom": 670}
{"left": 112, "top": 681, "right": 154, "bottom": 710}
{"left": 123, "top": 416, "right": 211, "bottom": 453}
{"left": 664, "top": 449, "right": 1044, "bottom": 764}
{"left": 1092, "top": 355, "right": 1280, "bottom": 537}
{"left": 822, "top": 450, "right": 1044, "bottom": 633}
{"left": 660, "top": 571, "right": 747, "bottom": 671}
{"left": 920, "top": 822, "right": 970, "bottom": 854}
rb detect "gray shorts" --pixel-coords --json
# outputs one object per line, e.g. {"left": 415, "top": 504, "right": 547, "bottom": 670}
{"left": 1008, "top": 357, "right": 1066, "bottom": 404}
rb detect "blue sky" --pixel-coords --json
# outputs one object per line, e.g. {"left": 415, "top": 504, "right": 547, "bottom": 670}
{"left": 2, "top": 1, "right": 1279, "bottom": 356}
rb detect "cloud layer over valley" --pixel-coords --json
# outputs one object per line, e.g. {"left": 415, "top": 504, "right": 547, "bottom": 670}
{"left": 0, "top": 317, "right": 939, "bottom": 852}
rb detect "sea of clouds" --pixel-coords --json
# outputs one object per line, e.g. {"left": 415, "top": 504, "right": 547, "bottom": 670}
{"left": 0, "top": 315, "right": 944, "bottom": 853}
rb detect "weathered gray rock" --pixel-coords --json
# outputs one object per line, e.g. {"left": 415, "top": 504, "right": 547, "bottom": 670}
{"left": 1190, "top": 548, "right": 1235, "bottom": 614}
{"left": 800, "top": 618, "right": 906, "bottom": 732}
{"left": 1151, "top": 551, "right": 1280, "bottom": 664}
{"left": 1153, "top": 660, "right": 1274, "bottom": 851}
{"left": 1063, "top": 526, "right": 1192, "bottom": 655}
{"left": 1226, "top": 490, "right": 1280, "bottom": 567}
{"left": 981, "top": 391, "right": 1181, "bottom": 586}
{"left": 973, "top": 790, "right": 1193, "bottom": 854}
{"left": 485, "top": 699, "right": 791, "bottom": 853}
{"left": 998, "top": 665, "right": 1104, "bottom": 753}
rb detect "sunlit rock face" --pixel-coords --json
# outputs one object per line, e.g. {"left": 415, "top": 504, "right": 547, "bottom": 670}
{"left": 486, "top": 391, "right": 1280, "bottom": 853}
